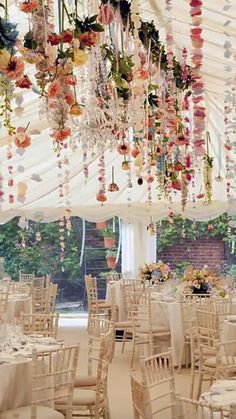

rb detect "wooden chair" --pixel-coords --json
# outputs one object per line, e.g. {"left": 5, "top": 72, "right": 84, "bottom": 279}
{"left": 49, "top": 283, "right": 58, "bottom": 312}
{"left": 195, "top": 309, "right": 220, "bottom": 399}
{"left": 56, "top": 328, "right": 113, "bottom": 418}
{"left": 130, "top": 290, "right": 171, "bottom": 368}
{"left": 109, "top": 284, "right": 133, "bottom": 356}
{"left": 140, "top": 351, "right": 177, "bottom": 418}
{"left": 1, "top": 345, "right": 79, "bottom": 419}
{"left": 19, "top": 273, "right": 34, "bottom": 283}
{"left": 85, "top": 275, "right": 112, "bottom": 331}
{"left": 176, "top": 395, "right": 235, "bottom": 419}
{"left": 32, "top": 286, "right": 50, "bottom": 313}
{"left": 177, "top": 297, "right": 199, "bottom": 374}
{"left": 74, "top": 318, "right": 113, "bottom": 389}
{"left": 20, "top": 313, "right": 59, "bottom": 338}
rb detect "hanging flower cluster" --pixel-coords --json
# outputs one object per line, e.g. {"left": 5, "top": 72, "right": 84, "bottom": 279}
{"left": 0, "top": 0, "right": 217, "bottom": 211}
{"left": 0, "top": 11, "right": 30, "bottom": 134}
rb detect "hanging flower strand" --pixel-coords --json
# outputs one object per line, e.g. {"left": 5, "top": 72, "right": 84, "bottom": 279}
{"left": 189, "top": 0, "right": 206, "bottom": 157}
{"left": 0, "top": 5, "right": 25, "bottom": 134}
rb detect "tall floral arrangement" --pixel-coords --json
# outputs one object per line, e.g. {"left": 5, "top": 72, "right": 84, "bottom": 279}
{"left": 183, "top": 266, "right": 221, "bottom": 294}
{"left": 139, "top": 261, "right": 171, "bottom": 283}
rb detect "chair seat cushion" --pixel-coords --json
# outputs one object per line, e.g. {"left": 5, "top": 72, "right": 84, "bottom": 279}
{"left": 91, "top": 302, "right": 111, "bottom": 309}
{"left": 57, "top": 388, "right": 105, "bottom": 406}
{"left": 204, "top": 356, "right": 236, "bottom": 368}
{"left": 139, "top": 326, "right": 170, "bottom": 334}
{"left": 114, "top": 320, "right": 132, "bottom": 328}
{"left": 74, "top": 375, "right": 97, "bottom": 387}
{"left": 0, "top": 405, "right": 64, "bottom": 419}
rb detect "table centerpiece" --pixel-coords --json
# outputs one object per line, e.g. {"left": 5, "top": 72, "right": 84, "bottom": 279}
{"left": 182, "top": 266, "right": 221, "bottom": 295}
{"left": 139, "top": 261, "right": 171, "bottom": 284}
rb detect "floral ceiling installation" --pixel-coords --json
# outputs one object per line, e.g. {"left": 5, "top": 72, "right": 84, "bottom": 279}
{"left": 0, "top": 0, "right": 217, "bottom": 211}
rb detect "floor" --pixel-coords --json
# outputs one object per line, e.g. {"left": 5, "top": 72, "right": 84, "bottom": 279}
{"left": 58, "top": 317, "right": 209, "bottom": 419}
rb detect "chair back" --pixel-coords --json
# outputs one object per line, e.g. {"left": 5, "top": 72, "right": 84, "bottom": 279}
{"left": 0, "top": 288, "right": 9, "bottom": 314}
{"left": 196, "top": 309, "right": 220, "bottom": 347}
{"left": 106, "top": 273, "right": 123, "bottom": 283}
{"left": 49, "top": 283, "right": 58, "bottom": 312}
{"left": 19, "top": 273, "right": 34, "bottom": 283}
{"left": 32, "top": 345, "right": 79, "bottom": 419}
{"left": 32, "top": 287, "right": 50, "bottom": 313}
{"left": 96, "top": 328, "right": 114, "bottom": 395}
{"left": 88, "top": 318, "right": 113, "bottom": 374}
{"left": 141, "top": 351, "right": 176, "bottom": 418}
{"left": 33, "top": 276, "right": 45, "bottom": 289}
{"left": 121, "top": 282, "right": 142, "bottom": 320}
{"left": 211, "top": 297, "right": 232, "bottom": 315}
{"left": 182, "top": 293, "right": 213, "bottom": 307}
{"left": 9, "top": 281, "right": 31, "bottom": 295}
{"left": 130, "top": 372, "right": 152, "bottom": 419}
{"left": 85, "top": 274, "right": 98, "bottom": 307}
{"left": 21, "top": 313, "right": 59, "bottom": 338}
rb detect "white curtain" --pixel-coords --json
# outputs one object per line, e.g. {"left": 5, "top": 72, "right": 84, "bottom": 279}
{"left": 121, "top": 221, "right": 157, "bottom": 276}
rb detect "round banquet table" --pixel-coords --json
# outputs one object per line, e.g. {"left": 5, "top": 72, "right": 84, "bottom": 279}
{"left": 6, "top": 293, "right": 32, "bottom": 323}
{"left": 0, "top": 338, "right": 62, "bottom": 412}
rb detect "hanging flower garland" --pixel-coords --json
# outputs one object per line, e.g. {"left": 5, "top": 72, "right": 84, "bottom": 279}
{"left": 222, "top": 0, "right": 234, "bottom": 200}
{"left": 203, "top": 132, "right": 213, "bottom": 204}
{"left": 0, "top": 8, "right": 27, "bottom": 134}
{"left": 9, "top": 0, "right": 220, "bottom": 211}
{"left": 189, "top": 0, "right": 206, "bottom": 157}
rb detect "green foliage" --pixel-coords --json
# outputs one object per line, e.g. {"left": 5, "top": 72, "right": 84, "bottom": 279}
{"left": 0, "top": 218, "right": 81, "bottom": 281}
{"left": 102, "top": 228, "right": 115, "bottom": 239}
{"left": 106, "top": 248, "right": 117, "bottom": 258}
{"left": 174, "top": 261, "right": 191, "bottom": 278}
{"left": 156, "top": 214, "right": 230, "bottom": 252}
{"left": 228, "top": 265, "right": 236, "bottom": 280}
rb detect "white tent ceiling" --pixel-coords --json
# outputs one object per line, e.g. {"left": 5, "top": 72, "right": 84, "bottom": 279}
{"left": 0, "top": 0, "right": 235, "bottom": 223}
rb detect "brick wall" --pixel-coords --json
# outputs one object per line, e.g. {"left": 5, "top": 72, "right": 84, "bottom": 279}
{"left": 156, "top": 236, "right": 227, "bottom": 271}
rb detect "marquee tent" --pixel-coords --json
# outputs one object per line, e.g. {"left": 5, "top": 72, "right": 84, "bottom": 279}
{"left": 0, "top": 0, "right": 236, "bottom": 225}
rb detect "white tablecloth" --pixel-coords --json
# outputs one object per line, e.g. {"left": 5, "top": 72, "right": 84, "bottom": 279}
{"left": 200, "top": 380, "right": 236, "bottom": 418}
{"left": 106, "top": 281, "right": 126, "bottom": 321}
{"left": 150, "top": 300, "right": 183, "bottom": 366}
{"left": 0, "top": 359, "right": 32, "bottom": 412}
{"left": 0, "top": 338, "right": 63, "bottom": 412}
{"left": 7, "top": 294, "right": 32, "bottom": 322}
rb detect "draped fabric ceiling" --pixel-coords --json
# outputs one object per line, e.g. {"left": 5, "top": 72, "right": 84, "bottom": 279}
{"left": 0, "top": 0, "right": 236, "bottom": 224}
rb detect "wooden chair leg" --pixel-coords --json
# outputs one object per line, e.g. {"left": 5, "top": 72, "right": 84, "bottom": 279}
{"left": 196, "top": 371, "right": 203, "bottom": 400}
{"left": 133, "top": 407, "right": 140, "bottom": 419}
{"left": 121, "top": 330, "right": 127, "bottom": 353}
{"left": 190, "top": 363, "right": 195, "bottom": 398}
{"left": 130, "top": 342, "right": 136, "bottom": 369}
{"left": 87, "top": 311, "right": 91, "bottom": 331}
{"left": 178, "top": 341, "right": 185, "bottom": 374}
